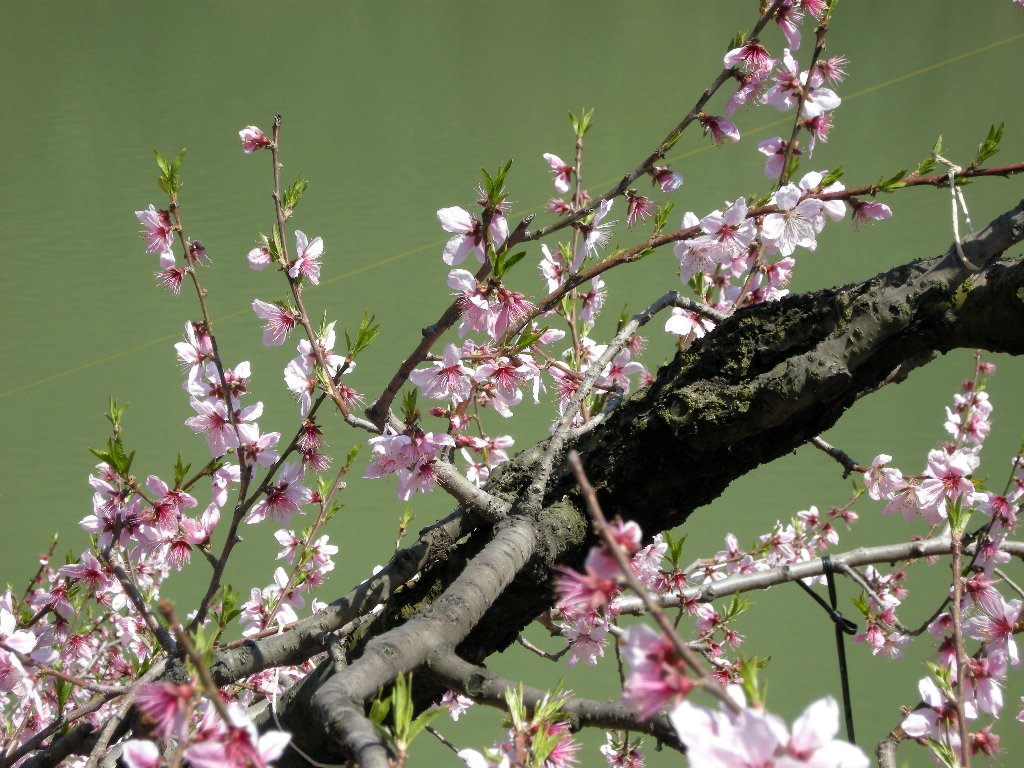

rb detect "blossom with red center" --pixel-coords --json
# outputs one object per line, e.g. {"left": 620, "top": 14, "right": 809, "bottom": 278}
{"left": 817, "top": 55, "right": 849, "bottom": 84}
{"left": 490, "top": 287, "right": 534, "bottom": 340}
{"left": 135, "top": 204, "right": 175, "bottom": 254}
{"left": 184, "top": 704, "right": 290, "bottom": 768}
{"left": 287, "top": 229, "right": 323, "bottom": 285}
{"left": 246, "top": 461, "right": 311, "bottom": 525}
{"left": 59, "top": 551, "right": 112, "bottom": 595}
{"left": 916, "top": 448, "right": 977, "bottom": 523}
{"left": 410, "top": 343, "right": 473, "bottom": 403}
{"left": 699, "top": 114, "right": 740, "bottom": 145}
{"left": 185, "top": 397, "right": 238, "bottom": 456}
{"left": 154, "top": 252, "right": 186, "bottom": 294}
{"left": 437, "top": 205, "right": 508, "bottom": 266}
{"left": 625, "top": 192, "right": 655, "bottom": 228}
{"left": 850, "top": 199, "right": 892, "bottom": 228}
{"left": 726, "top": 68, "right": 771, "bottom": 115}
{"left": 761, "top": 183, "right": 824, "bottom": 256}
{"left": 700, "top": 197, "right": 755, "bottom": 258}
{"left": 620, "top": 624, "right": 695, "bottom": 719}
{"left": 543, "top": 152, "right": 574, "bottom": 194}
{"left": 964, "top": 596, "right": 1022, "bottom": 665}
{"left": 774, "top": 1, "right": 806, "bottom": 49}
{"left": 251, "top": 299, "right": 299, "bottom": 347}
{"left": 135, "top": 681, "right": 195, "bottom": 738}
{"left": 238, "top": 125, "right": 272, "bottom": 153}
{"left": 555, "top": 565, "right": 618, "bottom": 618}
{"left": 724, "top": 40, "right": 774, "bottom": 73}
{"left": 650, "top": 165, "right": 683, "bottom": 193}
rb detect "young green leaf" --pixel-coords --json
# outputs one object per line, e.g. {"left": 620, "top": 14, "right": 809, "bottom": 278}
{"left": 877, "top": 168, "right": 908, "bottom": 192}
{"left": 282, "top": 176, "right": 309, "bottom": 218}
{"left": 973, "top": 122, "right": 1003, "bottom": 167}
{"left": 345, "top": 311, "right": 381, "bottom": 357}
{"left": 400, "top": 389, "right": 419, "bottom": 425}
{"left": 820, "top": 164, "right": 845, "bottom": 188}
{"left": 915, "top": 136, "right": 941, "bottom": 177}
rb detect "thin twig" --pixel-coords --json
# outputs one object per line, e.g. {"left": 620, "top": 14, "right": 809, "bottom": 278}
{"left": 809, "top": 436, "right": 866, "bottom": 478}
{"left": 568, "top": 450, "right": 741, "bottom": 714}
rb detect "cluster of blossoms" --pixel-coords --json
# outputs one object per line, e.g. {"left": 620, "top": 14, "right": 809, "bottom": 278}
{"left": 542, "top": 361, "right": 1024, "bottom": 766}
{"left": 238, "top": 530, "right": 337, "bottom": 636}
{"left": 120, "top": 692, "right": 291, "bottom": 768}
{"left": 856, "top": 361, "right": 1024, "bottom": 760}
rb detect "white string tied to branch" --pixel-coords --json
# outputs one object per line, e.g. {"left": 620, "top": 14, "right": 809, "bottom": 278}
{"left": 932, "top": 151, "right": 981, "bottom": 272}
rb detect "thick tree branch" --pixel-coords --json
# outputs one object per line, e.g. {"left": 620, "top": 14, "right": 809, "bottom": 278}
{"left": 234, "top": 201, "right": 1024, "bottom": 751}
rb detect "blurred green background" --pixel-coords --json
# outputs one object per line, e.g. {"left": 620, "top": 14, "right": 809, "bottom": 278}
{"left": 2, "top": 2, "right": 1023, "bottom": 765}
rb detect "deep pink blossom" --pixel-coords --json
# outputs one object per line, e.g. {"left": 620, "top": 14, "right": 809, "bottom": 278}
{"left": 239, "top": 125, "right": 272, "bottom": 153}
{"left": 135, "top": 682, "right": 194, "bottom": 738}
{"left": 184, "top": 704, "right": 290, "bottom": 768}
{"left": 851, "top": 200, "right": 892, "bottom": 228}
{"left": 651, "top": 165, "right": 683, "bottom": 192}
{"left": 246, "top": 461, "right": 312, "bottom": 525}
{"left": 154, "top": 252, "right": 186, "bottom": 294}
{"left": 699, "top": 114, "right": 740, "bottom": 145}
{"left": 724, "top": 41, "right": 774, "bottom": 73}
{"left": 626, "top": 193, "right": 655, "bottom": 228}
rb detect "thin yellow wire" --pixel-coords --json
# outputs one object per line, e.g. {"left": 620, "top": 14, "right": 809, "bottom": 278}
{"left": 3, "top": 30, "right": 1022, "bottom": 402}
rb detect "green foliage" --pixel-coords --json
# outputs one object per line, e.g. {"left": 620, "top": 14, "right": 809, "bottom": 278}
{"left": 400, "top": 388, "right": 419, "bottom": 425}
{"left": 663, "top": 530, "right": 687, "bottom": 569}
{"left": 211, "top": 585, "right": 242, "bottom": 637}
{"left": 820, "top": 164, "right": 845, "bottom": 188}
{"left": 737, "top": 655, "right": 771, "bottom": 709}
{"left": 569, "top": 107, "right": 594, "bottom": 139}
{"left": 154, "top": 148, "right": 186, "bottom": 198}
{"left": 915, "top": 136, "right": 942, "bottom": 177}
{"left": 89, "top": 431, "right": 135, "bottom": 479}
{"left": 480, "top": 159, "right": 513, "bottom": 207}
{"left": 513, "top": 325, "right": 549, "bottom": 353}
{"left": 876, "top": 167, "right": 908, "bottom": 192}
{"left": 371, "top": 674, "right": 443, "bottom": 759}
{"left": 282, "top": 175, "right": 309, "bottom": 219}
{"left": 345, "top": 311, "right": 381, "bottom": 358}
{"left": 723, "top": 593, "right": 751, "bottom": 622}
{"left": 972, "top": 122, "right": 1004, "bottom": 167}
{"left": 653, "top": 200, "right": 675, "bottom": 236}
{"left": 490, "top": 247, "right": 527, "bottom": 280}
{"left": 783, "top": 152, "right": 801, "bottom": 182}
{"left": 173, "top": 453, "right": 192, "bottom": 487}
